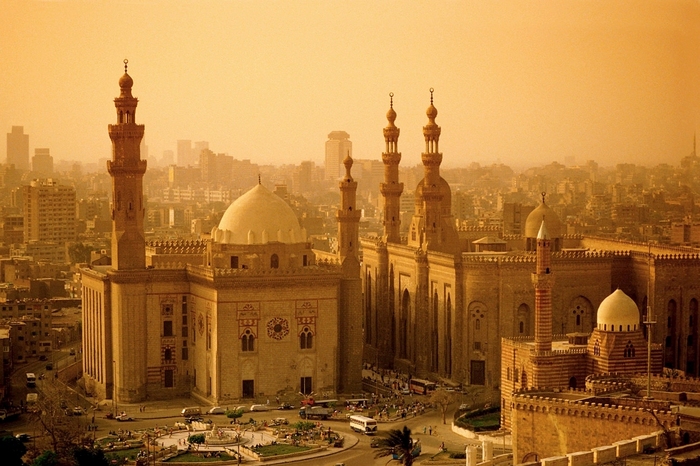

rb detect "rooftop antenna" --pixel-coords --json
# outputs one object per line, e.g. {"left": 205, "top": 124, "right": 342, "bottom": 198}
{"left": 644, "top": 241, "right": 656, "bottom": 398}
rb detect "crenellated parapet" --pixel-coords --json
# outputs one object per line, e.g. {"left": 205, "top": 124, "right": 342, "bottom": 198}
{"left": 512, "top": 391, "right": 673, "bottom": 426}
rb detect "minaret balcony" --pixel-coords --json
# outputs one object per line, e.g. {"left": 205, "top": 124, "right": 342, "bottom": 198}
{"left": 531, "top": 272, "right": 555, "bottom": 288}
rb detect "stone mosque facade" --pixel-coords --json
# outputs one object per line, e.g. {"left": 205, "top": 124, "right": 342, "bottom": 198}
{"left": 81, "top": 64, "right": 363, "bottom": 403}
{"left": 361, "top": 92, "right": 700, "bottom": 393}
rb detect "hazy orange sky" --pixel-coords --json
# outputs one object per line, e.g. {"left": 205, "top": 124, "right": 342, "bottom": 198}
{"left": 2, "top": 0, "right": 699, "bottom": 170}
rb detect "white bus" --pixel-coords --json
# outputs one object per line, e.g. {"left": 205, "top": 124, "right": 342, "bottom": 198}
{"left": 349, "top": 414, "right": 378, "bottom": 435}
{"left": 26, "top": 373, "right": 36, "bottom": 387}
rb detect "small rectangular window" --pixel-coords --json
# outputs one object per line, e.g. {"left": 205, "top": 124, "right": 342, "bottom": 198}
{"left": 182, "top": 347, "right": 189, "bottom": 360}
{"left": 231, "top": 256, "right": 239, "bottom": 268}
{"left": 163, "top": 321, "right": 173, "bottom": 337}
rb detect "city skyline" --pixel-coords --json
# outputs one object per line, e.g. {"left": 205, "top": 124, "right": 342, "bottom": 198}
{"left": 2, "top": 0, "right": 699, "bottom": 170}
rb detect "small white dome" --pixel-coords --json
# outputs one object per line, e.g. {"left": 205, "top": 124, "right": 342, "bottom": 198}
{"left": 596, "top": 289, "right": 640, "bottom": 332}
{"left": 215, "top": 184, "right": 304, "bottom": 245}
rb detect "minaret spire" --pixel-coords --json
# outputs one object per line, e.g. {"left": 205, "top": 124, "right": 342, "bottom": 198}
{"left": 107, "top": 59, "right": 147, "bottom": 270}
{"left": 380, "top": 92, "right": 403, "bottom": 243}
{"left": 337, "top": 151, "right": 360, "bottom": 261}
{"left": 532, "top": 220, "right": 554, "bottom": 353}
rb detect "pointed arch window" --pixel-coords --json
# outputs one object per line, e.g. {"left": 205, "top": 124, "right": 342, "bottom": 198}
{"left": 242, "top": 329, "right": 255, "bottom": 352}
{"left": 271, "top": 254, "right": 279, "bottom": 269}
{"left": 300, "top": 327, "right": 313, "bottom": 350}
{"left": 624, "top": 341, "right": 635, "bottom": 358}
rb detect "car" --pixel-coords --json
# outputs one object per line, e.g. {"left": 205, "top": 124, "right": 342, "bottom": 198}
{"left": 184, "top": 416, "right": 203, "bottom": 424}
{"left": 370, "top": 437, "right": 382, "bottom": 448}
{"left": 277, "top": 402, "right": 294, "bottom": 410}
{"left": 271, "top": 417, "right": 288, "bottom": 426}
{"left": 207, "top": 406, "right": 225, "bottom": 415}
{"left": 69, "top": 348, "right": 76, "bottom": 356}
{"left": 59, "top": 400, "right": 67, "bottom": 409}
{"left": 459, "top": 403, "right": 470, "bottom": 411}
{"left": 39, "top": 355, "right": 48, "bottom": 361}
{"left": 15, "top": 433, "right": 31, "bottom": 442}
{"left": 73, "top": 406, "right": 84, "bottom": 415}
{"left": 45, "top": 363, "right": 53, "bottom": 370}
{"left": 400, "top": 388, "right": 411, "bottom": 395}
{"left": 250, "top": 404, "right": 271, "bottom": 412}
{"left": 116, "top": 413, "right": 133, "bottom": 421}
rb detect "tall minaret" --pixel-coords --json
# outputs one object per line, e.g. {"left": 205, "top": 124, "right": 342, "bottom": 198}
{"left": 532, "top": 219, "right": 554, "bottom": 353}
{"left": 337, "top": 153, "right": 361, "bottom": 261}
{"left": 108, "top": 59, "right": 147, "bottom": 270}
{"left": 337, "top": 152, "right": 363, "bottom": 392}
{"left": 380, "top": 92, "right": 403, "bottom": 243}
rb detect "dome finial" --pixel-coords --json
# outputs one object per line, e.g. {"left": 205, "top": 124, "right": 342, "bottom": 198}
{"left": 389, "top": 92, "right": 394, "bottom": 109}
{"left": 123, "top": 59, "right": 128, "bottom": 74}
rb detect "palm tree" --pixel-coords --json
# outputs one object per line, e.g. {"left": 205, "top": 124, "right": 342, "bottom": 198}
{"left": 373, "top": 426, "right": 417, "bottom": 466}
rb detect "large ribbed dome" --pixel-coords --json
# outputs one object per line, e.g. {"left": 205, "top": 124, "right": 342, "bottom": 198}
{"left": 213, "top": 184, "right": 304, "bottom": 245}
{"left": 525, "top": 201, "right": 562, "bottom": 238}
{"left": 596, "top": 289, "right": 640, "bottom": 332}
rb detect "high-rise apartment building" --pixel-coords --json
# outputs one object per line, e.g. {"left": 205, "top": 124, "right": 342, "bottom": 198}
{"left": 325, "top": 131, "right": 351, "bottom": 180}
{"left": 32, "top": 148, "right": 54, "bottom": 177}
{"left": 6, "top": 126, "right": 29, "bottom": 171}
{"left": 176, "top": 140, "right": 193, "bottom": 167}
{"left": 23, "top": 179, "right": 76, "bottom": 244}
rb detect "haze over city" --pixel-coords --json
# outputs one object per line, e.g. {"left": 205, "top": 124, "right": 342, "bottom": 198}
{"left": 2, "top": 0, "right": 699, "bottom": 169}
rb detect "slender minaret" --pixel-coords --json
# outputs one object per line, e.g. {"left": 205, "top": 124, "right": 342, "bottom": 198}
{"left": 337, "top": 153, "right": 361, "bottom": 261}
{"left": 532, "top": 219, "right": 554, "bottom": 353}
{"left": 420, "top": 89, "right": 444, "bottom": 248}
{"left": 380, "top": 93, "right": 403, "bottom": 243}
{"left": 337, "top": 153, "right": 363, "bottom": 392}
{"left": 108, "top": 59, "right": 147, "bottom": 270}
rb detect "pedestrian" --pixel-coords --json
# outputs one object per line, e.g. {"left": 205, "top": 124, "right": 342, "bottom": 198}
{"left": 429, "top": 426, "right": 432, "bottom": 436}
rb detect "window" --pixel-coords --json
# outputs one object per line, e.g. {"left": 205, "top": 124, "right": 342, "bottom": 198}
{"left": 242, "top": 329, "right": 255, "bottom": 352}
{"left": 182, "top": 347, "right": 189, "bottom": 360}
{"left": 519, "top": 321, "right": 524, "bottom": 334}
{"left": 163, "top": 321, "right": 173, "bottom": 337}
{"left": 242, "top": 379, "right": 254, "bottom": 398}
{"left": 271, "top": 254, "right": 279, "bottom": 269}
{"left": 624, "top": 341, "right": 635, "bottom": 358}
{"left": 164, "top": 370, "right": 174, "bottom": 388}
{"left": 164, "top": 348, "right": 173, "bottom": 361}
{"left": 300, "top": 327, "right": 313, "bottom": 349}
{"left": 300, "top": 376, "right": 312, "bottom": 395}
{"left": 231, "top": 256, "right": 239, "bottom": 268}
{"left": 303, "top": 255, "right": 308, "bottom": 266}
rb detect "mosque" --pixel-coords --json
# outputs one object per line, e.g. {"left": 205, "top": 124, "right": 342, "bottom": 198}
{"left": 361, "top": 90, "right": 700, "bottom": 395}
{"left": 81, "top": 63, "right": 363, "bottom": 403}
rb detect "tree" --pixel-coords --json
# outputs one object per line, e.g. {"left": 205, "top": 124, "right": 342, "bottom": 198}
{"left": 67, "top": 242, "right": 93, "bottom": 265}
{"left": 188, "top": 434, "right": 205, "bottom": 451}
{"left": 73, "top": 446, "right": 109, "bottom": 466}
{"left": 374, "top": 426, "right": 416, "bottom": 466}
{"left": 225, "top": 408, "right": 244, "bottom": 420}
{"left": 27, "top": 380, "right": 87, "bottom": 459}
{"left": 430, "top": 389, "right": 457, "bottom": 424}
{"left": 0, "top": 435, "right": 27, "bottom": 466}
{"left": 30, "top": 450, "right": 59, "bottom": 466}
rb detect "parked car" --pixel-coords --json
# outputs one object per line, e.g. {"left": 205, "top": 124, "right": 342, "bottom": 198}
{"left": 39, "top": 355, "right": 48, "bottom": 361}
{"left": 45, "top": 363, "right": 53, "bottom": 370}
{"left": 116, "top": 413, "right": 133, "bottom": 421}
{"left": 250, "top": 404, "right": 271, "bottom": 412}
{"left": 16, "top": 433, "right": 31, "bottom": 442}
{"left": 277, "top": 402, "right": 294, "bottom": 410}
{"left": 184, "top": 416, "right": 203, "bottom": 424}
{"left": 69, "top": 348, "right": 76, "bottom": 356}
{"left": 73, "top": 406, "right": 84, "bottom": 415}
{"left": 207, "top": 406, "right": 225, "bottom": 415}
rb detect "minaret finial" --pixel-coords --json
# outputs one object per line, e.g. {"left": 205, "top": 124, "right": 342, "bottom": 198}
{"left": 389, "top": 92, "right": 394, "bottom": 109}
{"left": 258, "top": 174, "right": 261, "bottom": 185}
{"left": 123, "top": 59, "right": 128, "bottom": 73}
{"left": 541, "top": 192, "right": 546, "bottom": 204}
{"left": 430, "top": 87, "right": 434, "bottom": 105}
